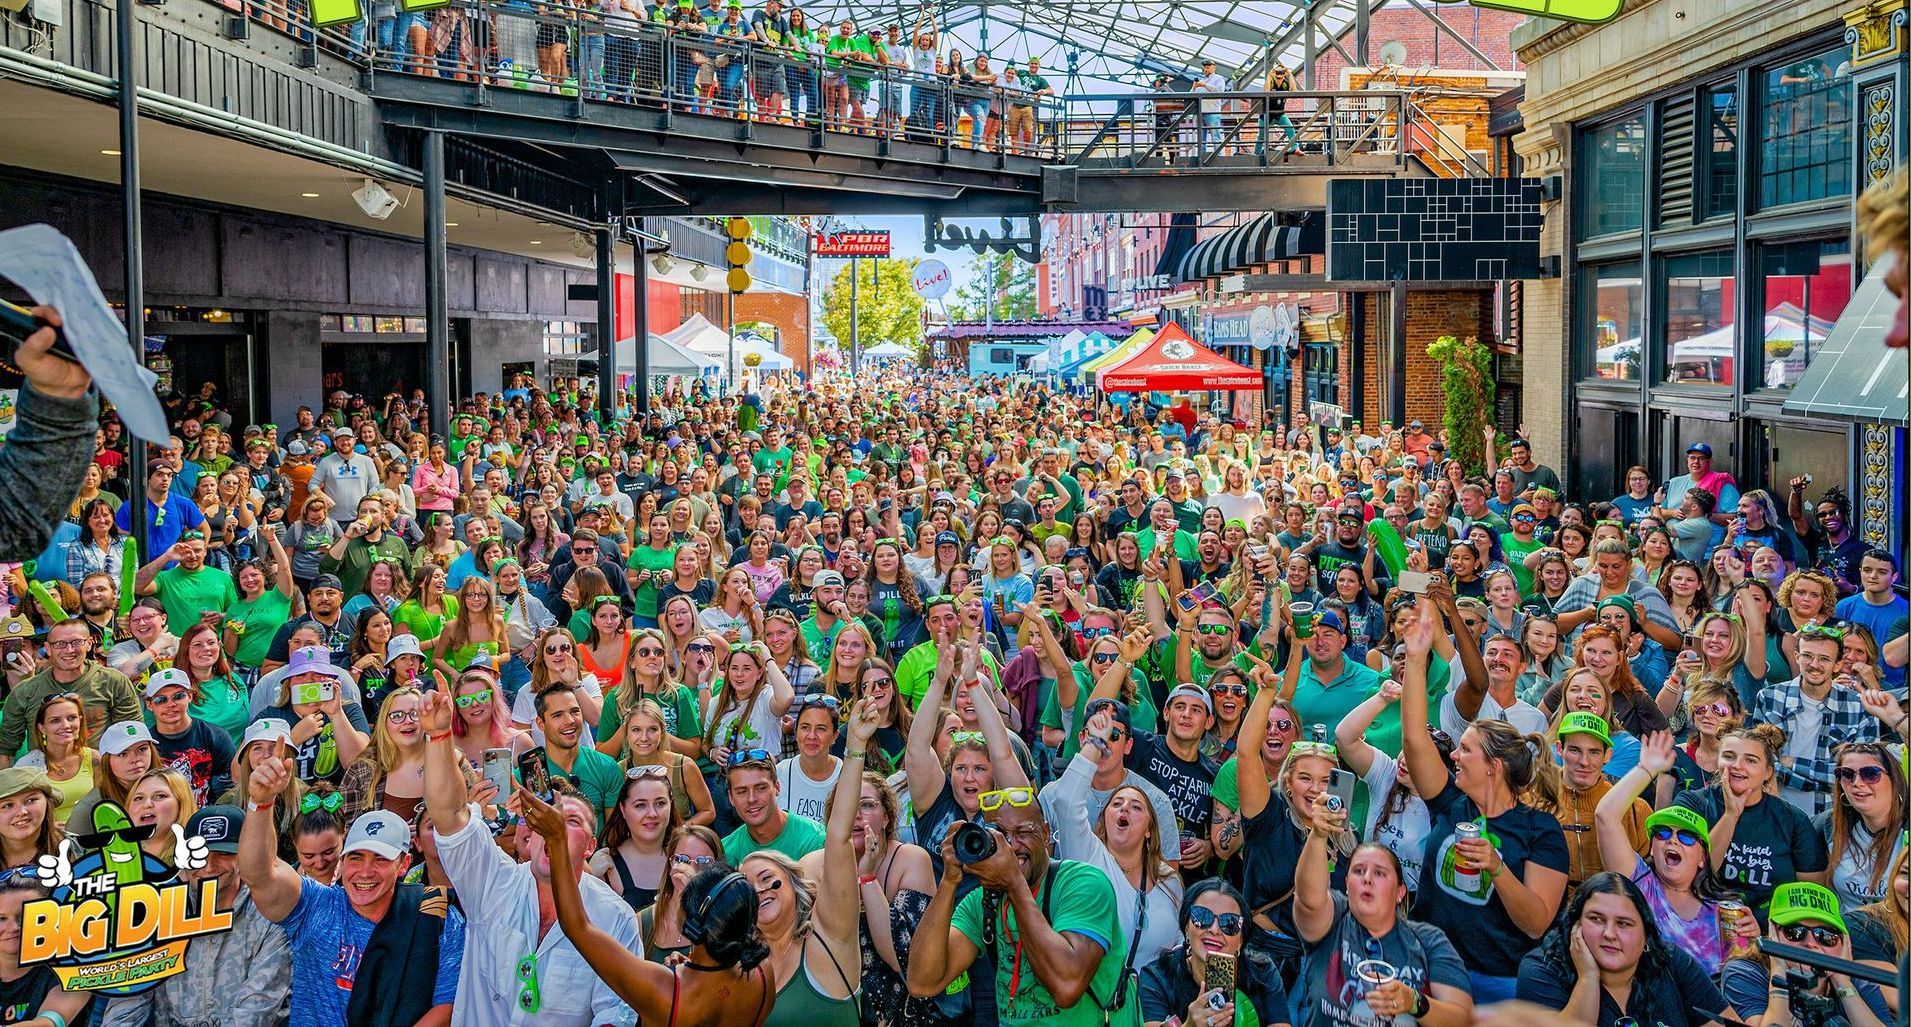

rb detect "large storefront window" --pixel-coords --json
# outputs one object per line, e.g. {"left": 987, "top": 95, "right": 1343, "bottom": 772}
{"left": 1582, "top": 115, "right": 1647, "bottom": 237}
{"left": 1760, "top": 48, "right": 1852, "bottom": 208}
{"left": 1584, "top": 262, "right": 1645, "bottom": 381}
{"left": 1304, "top": 343, "right": 1339, "bottom": 406}
{"left": 1757, "top": 237, "right": 1851, "bottom": 389}
{"left": 1661, "top": 250, "right": 1737, "bottom": 387}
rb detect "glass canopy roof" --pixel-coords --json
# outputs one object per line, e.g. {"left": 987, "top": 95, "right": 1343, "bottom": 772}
{"left": 819, "top": 0, "right": 1364, "bottom": 89}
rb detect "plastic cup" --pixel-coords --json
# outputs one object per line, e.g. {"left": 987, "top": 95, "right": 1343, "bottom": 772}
{"left": 1292, "top": 601, "right": 1316, "bottom": 639}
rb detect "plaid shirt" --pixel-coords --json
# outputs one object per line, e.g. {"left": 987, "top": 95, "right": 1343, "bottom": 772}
{"left": 1751, "top": 678, "right": 1883, "bottom": 815}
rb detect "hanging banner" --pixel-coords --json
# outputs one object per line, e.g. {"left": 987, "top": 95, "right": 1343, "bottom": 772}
{"left": 814, "top": 231, "right": 892, "bottom": 257}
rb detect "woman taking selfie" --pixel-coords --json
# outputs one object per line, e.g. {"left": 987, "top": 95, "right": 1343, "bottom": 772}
{"left": 637, "top": 823, "right": 728, "bottom": 961}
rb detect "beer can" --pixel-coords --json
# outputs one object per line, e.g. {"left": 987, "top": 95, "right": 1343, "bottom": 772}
{"left": 1719, "top": 900, "right": 1749, "bottom": 955}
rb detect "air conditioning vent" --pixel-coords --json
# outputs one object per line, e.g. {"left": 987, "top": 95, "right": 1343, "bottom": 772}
{"left": 1658, "top": 95, "right": 1695, "bottom": 225}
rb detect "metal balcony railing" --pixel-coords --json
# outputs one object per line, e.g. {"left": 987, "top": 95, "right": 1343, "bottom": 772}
{"left": 1057, "top": 90, "right": 1414, "bottom": 171}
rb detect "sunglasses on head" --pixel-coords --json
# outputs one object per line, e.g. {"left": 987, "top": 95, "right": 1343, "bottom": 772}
{"left": 1778, "top": 923, "right": 1844, "bottom": 946}
{"left": 1650, "top": 825, "right": 1703, "bottom": 847}
{"left": 725, "top": 748, "right": 775, "bottom": 767}
{"left": 951, "top": 730, "right": 986, "bottom": 744}
{"left": 1801, "top": 624, "right": 1847, "bottom": 641}
{"left": 626, "top": 764, "right": 670, "bottom": 780}
{"left": 1187, "top": 906, "right": 1243, "bottom": 935}
{"left": 793, "top": 694, "right": 842, "bottom": 711}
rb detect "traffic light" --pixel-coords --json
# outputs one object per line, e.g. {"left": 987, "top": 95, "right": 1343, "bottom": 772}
{"left": 725, "top": 217, "right": 752, "bottom": 295}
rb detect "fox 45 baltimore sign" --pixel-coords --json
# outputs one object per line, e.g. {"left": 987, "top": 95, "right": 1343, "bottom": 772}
{"left": 18, "top": 800, "right": 232, "bottom": 994}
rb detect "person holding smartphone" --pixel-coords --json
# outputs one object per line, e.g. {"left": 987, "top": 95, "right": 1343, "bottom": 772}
{"left": 1137, "top": 879, "right": 1286, "bottom": 1027}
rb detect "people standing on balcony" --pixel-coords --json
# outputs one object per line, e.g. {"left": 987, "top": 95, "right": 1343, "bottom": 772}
{"left": 879, "top": 25, "right": 909, "bottom": 137}
{"left": 823, "top": 19, "right": 857, "bottom": 127}
{"left": 714, "top": 1, "right": 751, "bottom": 115}
{"left": 668, "top": 0, "right": 707, "bottom": 111}
{"left": 1193, "top": 57, "right": 1226, "bottom": 154}
{"left": 525, "top": 0, "right": 564, "bottom": 87}
{"left": 906, "top": 13, "right": 939, "bottom": 138}
{"left": 1266, "top": 62, "right": 1298, "bottom": 152}
{"left": 1023, "top": 57, "right": 1052, "bottom": 148}
{"left": 785, "top": 8, "right": 820, "bottom": 124}
{"left": 1003, "top": 64, "right": 1033, "bottom": 154}
{"left": 849, "top": 26, "right": 884, "bottom": 133}
{"left": 962, "top": 54, "right": 995, "bottom": 149}
{"left": 749, "top": 0, "right": 789, "bottom": 122}
{"left": 600, "top": 0, "right": 643, "bottom": 99}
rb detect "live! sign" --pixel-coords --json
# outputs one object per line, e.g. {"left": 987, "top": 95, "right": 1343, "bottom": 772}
{"left": 814, "top": 231, "right": 892, "bottom": 257}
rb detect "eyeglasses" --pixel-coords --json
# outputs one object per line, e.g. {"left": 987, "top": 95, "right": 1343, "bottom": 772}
{"left": 1080, "top": 626, "right": 1114, "bottom": 639}
{"left": 147, "top": 690, "right": 190, "bottom": 706}
{"left": 672, "top": 853, "right": 714, "bottom": 867}
{"left": 516, "top": 953, "right": 541, "bottom": 1012}
{"left": 1186, "top": 906, "right": 1243, "bottom": 936}
{"left": 1195, "top": 623, "right": 1232, "bottom": 637}
{"left": 725, "top": 748, "right": 775, "bottom": 767}
{"left": 46, "top": 638, "right": 88, "bottom": 651}
{"left": 1692, "top": 702, "right": 1734, "bottom": 718}
{"left": 1091, "top": 652, "right": 1121, "bottom": 665}
{"left": 452, "top": 689, "right": 494, "bottom": 709}
{"left": 634, "top": 646, "right": 665, "bottom": 658}
{"left": 1837, "top": 765, "right": 1888, "bottom": 784}
{"left": 626, "top": 764, "right": 670, "bottom": 780}
{"left": 1650, "top": 825, "right": 1703, "bottom": 847}
{"left": 977, "top": 787, "right": 1036, "bottom": 812}
{"left": 792, "top": 694, "right": 842, "bottom": 712}
{"left": 1271, "top": 716, "right": 1295, "bottom": 733}
{"left": 1778, "top": 923, "right": 1844, "bottom": 946}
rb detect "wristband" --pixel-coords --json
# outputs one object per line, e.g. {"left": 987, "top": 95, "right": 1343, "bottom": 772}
{"left": 246, "top": 800, "right": 273, "bottom": 813}
{"left": 858, "top": 874, "right": 879, "bottom": 887}
{"left": 845, "top": 749, "right": 867, "bottom": 762}
{"left": 1411, "top": 991, "right": 1430, "bottom": 1018}
{"left": 427, "top": 730, "right": 453, "bottom": 743}
{"left": 41, "top": 1012, "right": 66, "bottom": 1027}
{"left": 1836, "top": 986, "right": 1859, "bottom": 999}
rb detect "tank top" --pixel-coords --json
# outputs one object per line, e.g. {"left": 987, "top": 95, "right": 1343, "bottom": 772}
{"left": 582, "top": 634, "right": 633, "bottom": 685}
{"left": 762, "top": 943, "right": 859, "bottom": 1027}
{"left": 607, "top": 847, "right": 661, "bottom": 911}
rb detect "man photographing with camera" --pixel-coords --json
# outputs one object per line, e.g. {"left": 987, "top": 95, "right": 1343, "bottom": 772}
{"left": 907, "top": 763, "right": 1136, "bottom": 1025}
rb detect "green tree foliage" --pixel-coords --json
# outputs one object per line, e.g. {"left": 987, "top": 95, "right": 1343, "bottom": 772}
{"left": 820, "top": 259, "right": 927, "bottom": 356}
{"left": 1425, "top": 334, "right": 1497, "bottom": 476}
{"left": 947, "top": 252, "right": 1037, "bottom": 322}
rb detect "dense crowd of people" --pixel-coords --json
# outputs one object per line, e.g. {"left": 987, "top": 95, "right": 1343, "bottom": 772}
{"left": 0, "top": 343, "right": 1902, "bottom": 1027}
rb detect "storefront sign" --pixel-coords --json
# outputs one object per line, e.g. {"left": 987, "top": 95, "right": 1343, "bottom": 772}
{"left": 1123, "top": 274, "right": 1172, "bottom": 292}
{"left": 1208, "top": 311, "right": 1255, "bottom": 347}
{"left": 814, "top": 231, "right": 892, "bottom": 257}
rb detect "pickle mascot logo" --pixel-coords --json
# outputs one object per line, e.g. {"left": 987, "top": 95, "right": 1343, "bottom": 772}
{"left": 20, "top": 800, "right": 231, "bottom": 994}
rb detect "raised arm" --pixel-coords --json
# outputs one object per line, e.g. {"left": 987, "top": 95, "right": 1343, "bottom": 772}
{"left": 1597, "top": 732, "right": 1671, "bottom": 876}
{"left": 904, "top": 637, "right": 957, "bottom": 810}
{"left": 814, "top": 702, "right": 877, "bottom": 971}
{"left": 754, "top": 641, "right": 796, "bottom": 717}
{"left": 1334, "top": 679, "right": 1402, "bottom": 776}
{"left": 420, "top": 690, "right": 472, "bottom": 835}
{"left": 1398, "top": 597, "right": 1449, "bottom": 795}
{"left": 517, "top": 785, "right": 678, "bottom": 1021}
{"left": 965, "top": 643, "right": 1030, "bottom": 789}
{"left": 1293, "top": 787, "right": 1344, "bottom": 944}
{"left": 1234, "top": 657, "right": 1283, "bottom": 820}
{"left": 238, "top": 754, "right": 306, "bottom": 922}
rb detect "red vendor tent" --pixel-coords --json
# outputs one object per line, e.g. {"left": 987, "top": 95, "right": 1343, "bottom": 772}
{"left": 1097, "top": 323, "right": 1263, "bottom": 392}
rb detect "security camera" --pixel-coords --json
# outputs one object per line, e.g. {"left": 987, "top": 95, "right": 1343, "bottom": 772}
{"left": 351, "top": 179, "right": 398, "bottom": 220}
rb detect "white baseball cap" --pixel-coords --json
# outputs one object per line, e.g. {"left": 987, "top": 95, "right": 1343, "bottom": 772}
{"left": 342, "top": 810, "right": 409, "bottom": 860}
{"left": 241, "top": 717, "right": 294, "bottom": 753}
{"left": 99, "top": 720, "right": 156, "bottom": 757}
{"left": 143, "top": 667, "right": 193, "bottom": 699}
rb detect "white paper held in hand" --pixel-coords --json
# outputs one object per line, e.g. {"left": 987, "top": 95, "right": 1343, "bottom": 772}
{"left": 0, "top": 223, "right": 168, "bottom": 443}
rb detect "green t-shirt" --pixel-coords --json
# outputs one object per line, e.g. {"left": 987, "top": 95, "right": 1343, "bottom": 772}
{"left": 225, "top": 589, "right": 292, "bottom": 669}
{"left": 897, "top": 640, "right": 1002, "bottom": 709}
{"left": 190, "top": 675, "right": 251, "bottom": 748}
{"left": 1499, "top": 533, "right": 1543, "bottom": 597}
{"left": 1039, "top": 663, "right": 1158, "bottom": 762}
{"left": 1149, "top": 634, "right": 1261, "bottom": 691}
{"left": 1134, "top": 527, "right": 1197, "bottom": 563}
{"left": 625, "top": 544, "right": 679, "bottom": 620}
{"left": 799, "top": 616, "right": 845, "bottom": 665}
{"left": 754, "top": 446, "right": 794, "bottom": 475}
{"left": 545, "top": 745, "right": 627, "bottom": 827}
{"left": 1029, "top": 521, "right": 1073, "bottom": 547}
{"left": 599, "top": 683, "right": 704, "bottom": 758}
{"left": 723, "top": 811, "right": 827, "bottom": 863}
{"left": 393, "top": 595, "right": 460, "bottom": 645}
{"left": 950, "top": 859, "right": 1137, "bottom": 1026}
{"left": 152, "top": 566, "right": 237, "bottom": 636}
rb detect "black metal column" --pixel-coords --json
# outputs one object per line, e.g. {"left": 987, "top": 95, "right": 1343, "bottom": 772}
{"left": 631, "top": 216, "right": 650, "bottom": 415}
{"left": 595, "top": 223, "right": 615, "bottom": 423}
{"left": 422, "top": 132, "right": 450, "bottom": 440}
{"left": 117, "top": 0, "right": 148, "bottom": 565}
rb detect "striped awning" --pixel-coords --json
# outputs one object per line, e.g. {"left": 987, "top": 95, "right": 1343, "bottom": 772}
{"left": 1174, "top": 212, "right": 1324, "bottom": 285}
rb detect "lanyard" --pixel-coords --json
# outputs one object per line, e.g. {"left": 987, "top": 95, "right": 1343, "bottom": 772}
{"left": 1001, "top": 876, "right": 1045, "bottom": 1009}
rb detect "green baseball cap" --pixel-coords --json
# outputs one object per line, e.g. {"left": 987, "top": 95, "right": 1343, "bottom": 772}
{"left": 1641, "top": 805, "right": 1710, "bottom": 848}
{"left": 1768, "top": 882, "right": 1846, "bottom": 932}
{"left": 1556, "top": 712, "right": 1611, "bottom": 747}
{"left": 1594, "top": 594, "right": 1639, "bottom": 629}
